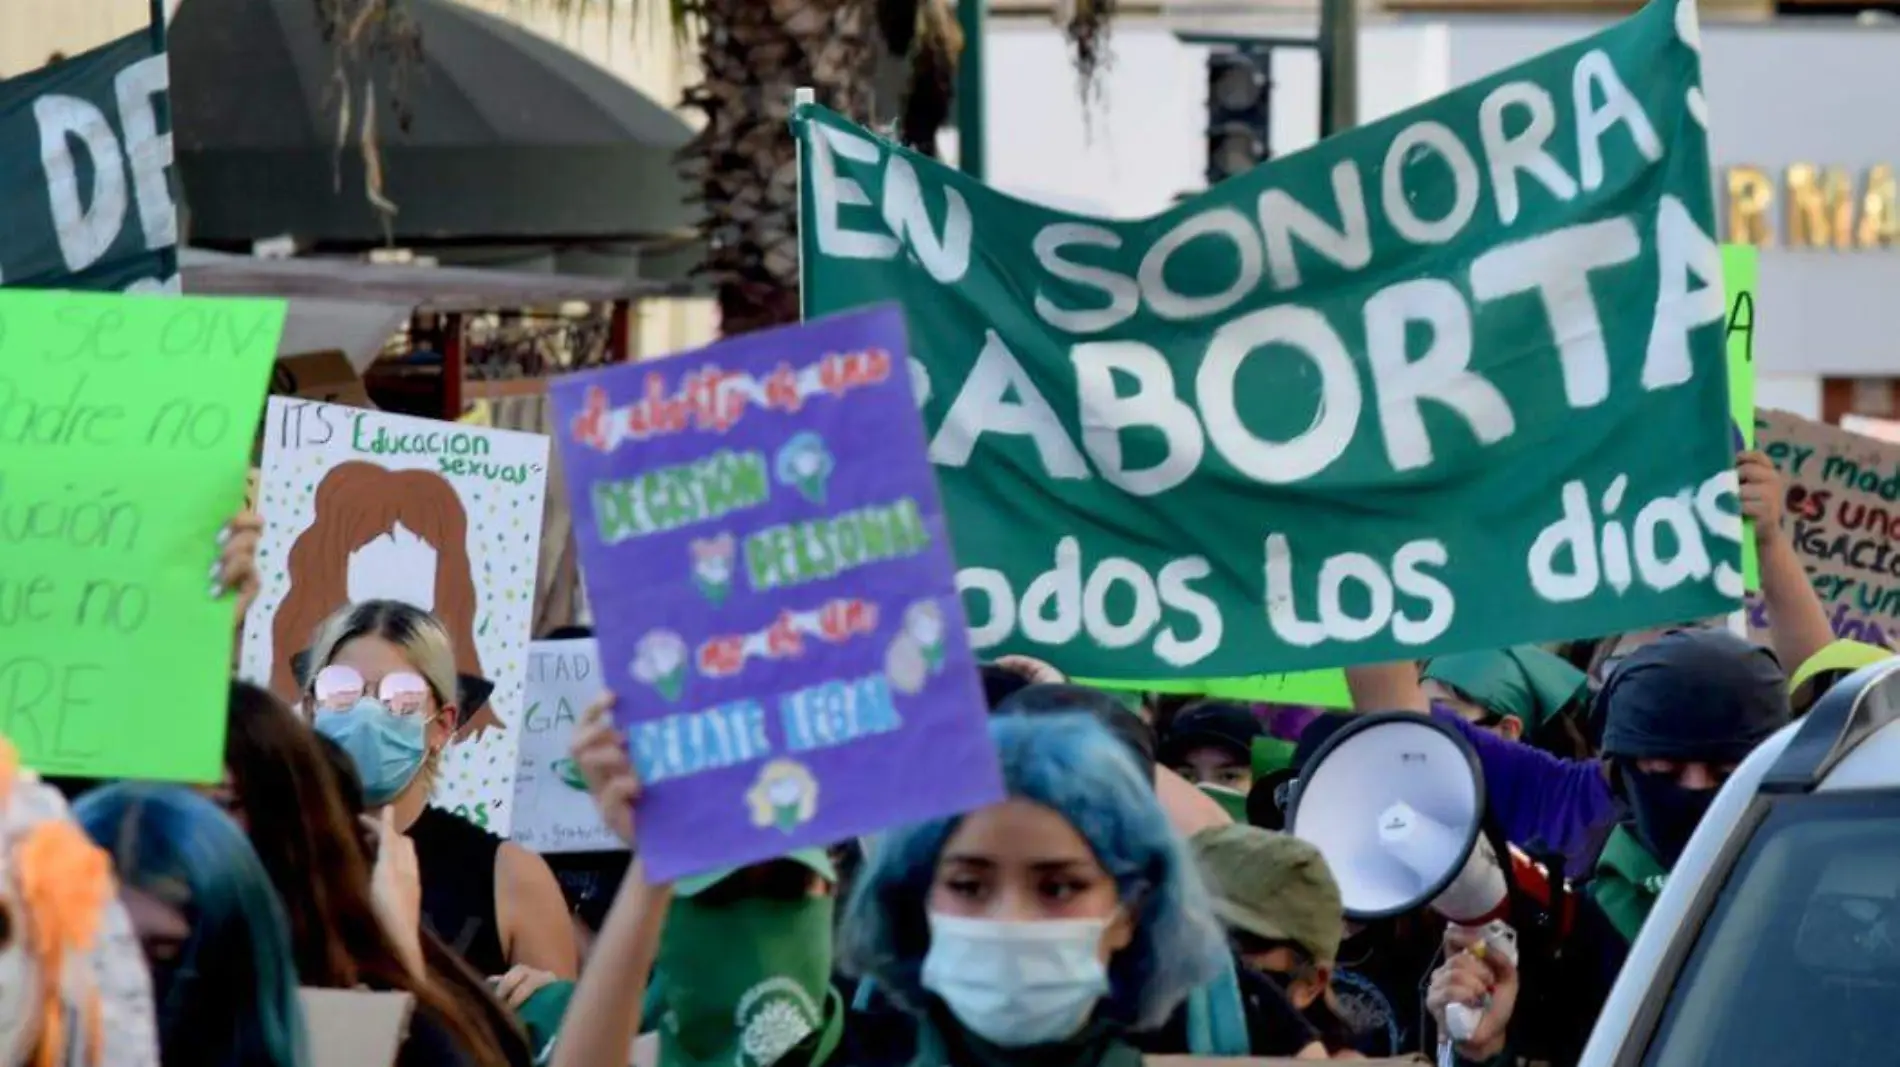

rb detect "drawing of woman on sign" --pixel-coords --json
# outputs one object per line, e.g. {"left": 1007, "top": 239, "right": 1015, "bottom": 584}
{"left": 268, "top": 461, "right": 504, "bottom": 741}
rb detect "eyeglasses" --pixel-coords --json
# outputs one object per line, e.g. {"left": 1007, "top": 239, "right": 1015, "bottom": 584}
{"left": 312, "top": 664, "right": 432, "bottom": 715}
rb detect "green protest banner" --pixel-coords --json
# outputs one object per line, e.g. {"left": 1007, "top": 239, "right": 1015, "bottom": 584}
{"left": 1724, "top": 244, "right": 1759, "bottom": 589}
{"left": 0, "top": 291, "right": 284, "bottom": 780}
{"left": 1098, "top": 242, "right": 1764, "bottom": 696}
{"left": 799, "top": 0, "right": 1738, "bottom": 679}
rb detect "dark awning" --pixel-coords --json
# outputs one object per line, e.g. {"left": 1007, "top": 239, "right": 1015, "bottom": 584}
{"left": 169, "top": 0, "right": 700, "bottom": 248}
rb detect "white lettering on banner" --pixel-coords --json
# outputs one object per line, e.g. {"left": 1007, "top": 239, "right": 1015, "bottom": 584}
{"left": 1034, "top": 224, "right": 1141, "bottom": 334}
{"left": 879, "top": 155, "right": 972, "bottom": 283}
{"left": 1198, "top": 305, "right": 1362, "bottom": 484}
{"left": 28, "top": 55, "right": 177, "bottom": 280}
{"left": 1381, "top": 121, "right": 1481, "bottom": 245}
{"left": 1478, "top": 82, "right": 1579, "bottom": 227}
{"left": 806, "top": 38, "right": 1723, "bottom": 669}
{"left": 1265, "top": 534, "right": 1455, "bottom": 647}
{"left": 36, "top": 95, "right": 129, "bottom": 274}
{"left": 114, "top": 55, "right": 176, "bottom": 252}
{"left": 929, "top": 330, "right": 1089, "bottom": 477}
{"left": 819, "top": 45, "right": 1661, "bottom": 341}
{"left": 1573, "top": 49, "right": 1664, "bottom": 192}
{"left": 1362, "top": 278, "right": 1514, "bottom": 473}
{"left": 1138, "top": 208, "right": 1264, "bottom": 321}
{"left": 1468, "top": 216, "right": 1641, "bottom": 409}
{"left": 810, "top": 122, "right": 972, "bottom": 282}
{"left": 1528, "top": 469, "right": 1743, "bottom": 603}
{"left": 1675, "top": 0, "right": 1709, "bottom": 128}
{"left": 1259, "top": 161, "right": 1373, "bottom": 291}
{"left": 929, "top": 206, "right": 1721, "bottom": 496}
{"left": 958, "top": 538, "right": 1223, "bottom": 666}
{"left": 810, "top": 123, "right": 901, "bottom": 260}
{"left": 1072, "top": 340, "right": 1203, "bottom": 496}
{"left": 1645, "top": 194, "right": 1725, "bottom": 392}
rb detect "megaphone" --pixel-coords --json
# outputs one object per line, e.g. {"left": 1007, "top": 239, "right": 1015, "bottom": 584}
{"left": 1286, "top": 713, "right": 1490, "bottom": 921}
{"left": 1288, "top": 714, "right": 1580, "bottom": 1042}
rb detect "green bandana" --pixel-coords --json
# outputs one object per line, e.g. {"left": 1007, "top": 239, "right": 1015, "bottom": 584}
{"left": 1591, "top": 825, "right": 1668, "bottom": 943}
{"left": 657, "top": 895, "right": 842, "bottom": 1067}
{"left": 1424, "top": 646, "right": 1588, "bottom": 728}
{"left": 1196, "top": 782, "right": 1250, "bottom": 824}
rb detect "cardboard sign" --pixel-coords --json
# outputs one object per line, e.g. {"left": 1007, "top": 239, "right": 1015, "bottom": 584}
{"left": 272, "top": 350, "right": 374, "bottom": 409}
{"left": 550, "top": 306, "right": 1002, "bottom": 883}
{"left": 511, "top": 639, "right": 623, "bottom": 853}
{"left": 299, "top": 988, "right": 413, "bottom": 1067}
{"left": 240, "top": 398, "right": 550, "bottom": 835}
{"left": 1754, "top": 409, "right": 1900, "bottom": 647}
{"left": 0, "top": 290, "right": 283, "bottom": 781}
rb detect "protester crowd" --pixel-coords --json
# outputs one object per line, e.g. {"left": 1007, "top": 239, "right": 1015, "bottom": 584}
{"left": 2, "top": 436, "right": 1885, "bottom": 1067}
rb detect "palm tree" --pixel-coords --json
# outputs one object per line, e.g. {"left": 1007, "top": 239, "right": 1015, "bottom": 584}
{"left": 311, "top": 0, "right": 1118, "bottom": 336}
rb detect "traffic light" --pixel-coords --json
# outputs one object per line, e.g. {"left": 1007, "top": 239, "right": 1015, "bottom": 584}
{"left": 1206, "top": 47, "right": 1272, "bottom": 185}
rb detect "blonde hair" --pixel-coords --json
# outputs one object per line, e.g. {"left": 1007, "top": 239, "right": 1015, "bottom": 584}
{"left": 305, "top": 601, "right": 461, "bottom": 793}
{"left": 306, "top": 600, "right": 459, "bottom": 709}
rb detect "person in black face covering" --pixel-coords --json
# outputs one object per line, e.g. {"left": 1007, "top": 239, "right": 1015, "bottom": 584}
{"left": 1592, "top": 629, "right": 1789, "bottom": 930}
{"left": 1426, "top": 629, "right": 1790, "bottom": 1066}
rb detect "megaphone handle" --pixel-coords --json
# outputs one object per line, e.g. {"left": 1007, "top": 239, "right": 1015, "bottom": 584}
{"left": 1445, "top": 1001, "right": 1485, "bottom": 1043}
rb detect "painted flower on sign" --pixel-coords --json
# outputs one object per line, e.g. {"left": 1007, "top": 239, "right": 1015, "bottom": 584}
{"left": 775, "top": 432, "right": 834, "bottom": 505}
{"left": 631, "top": 629, "right": 689, "bottom": 702}
{"left": 746, "top": 759, "right": 819, "bottom": 833}
{"left": 691, "top": 533, "right": 737, "bottom": 606}
{"left": 904, "top": 600, "right": 947, "bottom": 672}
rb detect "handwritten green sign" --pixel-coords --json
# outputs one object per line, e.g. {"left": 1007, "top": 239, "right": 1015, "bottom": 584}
{"left": 1082, "top": 669, "right": 1354, "bottom": 710}
{"left": 0, "top": 290, "right": 284, "bottom": 780}
{"left": 1724, "top": 244, "right": 1759, "bottom": 589}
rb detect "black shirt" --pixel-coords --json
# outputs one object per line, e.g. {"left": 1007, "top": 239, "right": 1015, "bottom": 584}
{"left": 408, "top": 806, "right": 509, "bottom": 977}
{"left": 1131, "top": 952, "right": 1321, "bottom": 1058}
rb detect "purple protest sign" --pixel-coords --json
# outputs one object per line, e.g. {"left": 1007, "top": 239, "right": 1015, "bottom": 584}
{"left": 549, "top": 305, "right": 1003, "bottom": 882}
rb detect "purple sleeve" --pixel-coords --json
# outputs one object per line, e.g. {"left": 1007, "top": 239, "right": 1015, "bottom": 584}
{"left": 1431, "top": 708, "right": 1615, "bottom": 869}
{"left": 1258, "top": 705, "right": 1322, "bottom": 741}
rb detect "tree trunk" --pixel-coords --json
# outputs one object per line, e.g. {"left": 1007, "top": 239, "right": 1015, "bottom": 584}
{"left": 681, "top": 0, "right": 881, "bottom": 337}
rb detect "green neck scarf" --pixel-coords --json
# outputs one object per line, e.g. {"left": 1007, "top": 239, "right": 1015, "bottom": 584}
{"left": 1591, "top": 825, "right": 1668, "bottom": 943}
{"left": 1196, "top": 782, "right": 1250, "bottom": 823}
{"left": 656, "top": 895, "right": 842, "bottom": 1067}
{"left": 908, "top": 1010, "right": 1143, "bottom": 1067}
{"left": 1424, "top": 646, "right": 1588, "bottom": 728}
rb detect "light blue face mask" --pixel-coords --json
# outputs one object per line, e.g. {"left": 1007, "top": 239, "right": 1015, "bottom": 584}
{"left": 314, "top": 697, "right": 429, "bottom": 806}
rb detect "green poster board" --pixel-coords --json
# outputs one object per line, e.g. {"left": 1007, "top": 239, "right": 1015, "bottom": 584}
{"left": 1082, "top": 669, "right": 1354, "bottom": 709}
{"left": 0, "top": 290, "right": 285, "bottom": 781}
{"left": 1723, "top": 244, "right": 1759, "bottom": 589}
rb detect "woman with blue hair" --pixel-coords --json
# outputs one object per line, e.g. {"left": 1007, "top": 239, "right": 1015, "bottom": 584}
{"left": 75, "top": 783, "right": 309, "bottom": 1067}
{"left": 838, "top": 711, "right": 1229, "bottom": 1064}
{"left": 553, "top": 702, "right": 1240, "bottom": 1067}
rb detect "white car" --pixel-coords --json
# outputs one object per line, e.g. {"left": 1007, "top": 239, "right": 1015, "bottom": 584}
{"left": 1578, "top": 659, "right": 1900, "bottom": 1066}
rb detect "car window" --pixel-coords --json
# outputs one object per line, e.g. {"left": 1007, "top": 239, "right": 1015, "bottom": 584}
{"left": 1642, "top": 793, "right": 1900, "bottom": 1067}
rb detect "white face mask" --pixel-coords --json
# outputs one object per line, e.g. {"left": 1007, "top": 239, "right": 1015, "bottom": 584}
{"left": 920, "top": 912, "right": 1111, "bottom": 1047}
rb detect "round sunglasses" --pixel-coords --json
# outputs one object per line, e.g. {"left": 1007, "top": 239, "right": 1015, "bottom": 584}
{"left": 312, "top": 664, "right": 433, "bottom": 715}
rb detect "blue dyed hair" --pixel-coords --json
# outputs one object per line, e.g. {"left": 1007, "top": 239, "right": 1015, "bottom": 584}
{"left": 75, "top": 783, "right": 310, "bottom": 1067}
{"left": 840, "top": 712, "right": 1226, "bottom": 1030}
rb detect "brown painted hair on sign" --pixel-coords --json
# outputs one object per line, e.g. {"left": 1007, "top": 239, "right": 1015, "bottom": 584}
{"left": 268, "top": 460, "right": 497, "bottom": 739}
